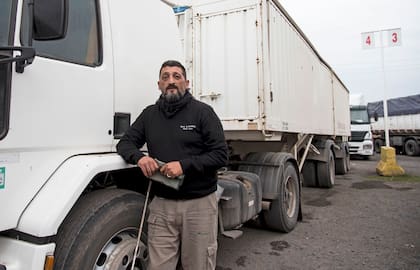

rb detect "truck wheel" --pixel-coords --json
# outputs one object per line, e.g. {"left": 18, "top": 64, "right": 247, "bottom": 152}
{"left": 374, "top": 139, "right": 383, "bottom": 153}
{"left": 263, "top": 162, "right": 299, "bottom": 232}
{"left": 345, "top": 151, "right": 351, "bottom": 172}
{"left": 404, "top": 139, "right": 419, "bottom": 156}
{"left": 335, "top": 142, "right": 350, "bottom": 174}
{"left": 302, "top": 160, "right": 317, "bottom": 187}
{"left": 54, "top": 189, "right": 148, "bottom": 270}
{"left": 317, "top": 149, "right": 335, "bottom": 188}
{"left": 335, "top": 158, "right": 346, "bottom": 175}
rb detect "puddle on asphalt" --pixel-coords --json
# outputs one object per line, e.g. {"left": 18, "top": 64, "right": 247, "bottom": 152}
{"left": 352, "top": 181, "right": 392, "bottom": 189}
{"left": 305, "top": 197, "right": 331, "bottom": 207}
{"left": 235, "top": 256, "right": 247, "bottom": 267}
{"left": 270, "top": 240, "right": 290, "bottom": 251}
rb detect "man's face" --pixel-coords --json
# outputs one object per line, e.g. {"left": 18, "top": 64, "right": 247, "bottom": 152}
{"left": 158, "top": 66, "right": 189, "bottom": 103}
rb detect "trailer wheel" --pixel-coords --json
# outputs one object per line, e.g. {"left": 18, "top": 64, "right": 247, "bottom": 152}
{"left": 317, "top": 149, "right": 335, "bottom": 188}
{"left": 374, "top": 139, "right": 383, "bottom": 153}
{"left": 54, "top": 189, "right": 148, "bottom": 270}
{"left": 335, "top": 148, "right": 350, "bottom": 175}
{"left": 345, "top": 151, "right": 351, "bottom": 172}
{"left": 263, "top": 162, "right": 299, "bottom": 232}
{"left": 302, "top": 160, "right": 317, "bottom": 187}
{"left": 404, "top": 139, "right": 419, "bottom": 156}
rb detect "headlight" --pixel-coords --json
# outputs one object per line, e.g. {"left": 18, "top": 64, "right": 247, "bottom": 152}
{"left": 364, "top": 131, "right": 372, "bottom": 140}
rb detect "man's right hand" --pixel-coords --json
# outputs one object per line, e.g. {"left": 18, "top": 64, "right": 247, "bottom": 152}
{"left": 137, "top": 156, "right": 159, "bottom": 177}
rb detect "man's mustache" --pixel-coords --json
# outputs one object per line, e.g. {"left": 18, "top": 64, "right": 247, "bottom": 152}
{"left": 166, "top": 84, "right": 178, "bottom": 90}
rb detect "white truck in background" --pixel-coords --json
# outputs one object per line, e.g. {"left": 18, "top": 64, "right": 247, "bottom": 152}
{"left": 0, "top": 0, "right": 350, "bottom": 269}
{"left": 368, "top": 94, "right": 420, "bottom": 156}
{"left": 349, "top": 94, "right": 374, "bottom": 158}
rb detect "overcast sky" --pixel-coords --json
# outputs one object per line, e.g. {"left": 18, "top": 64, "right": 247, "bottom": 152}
{"left": 280, "top": 0, "right": 420, "bottom": 103}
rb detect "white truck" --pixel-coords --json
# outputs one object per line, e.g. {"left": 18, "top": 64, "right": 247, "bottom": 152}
{"left": 368, "top": 94, "right": 420, "bottom": 156}
{"left": 349, "top": 94, "right": 374, "bottom": 158}
{"left": 0, "top": 0, "right": 350, "bottom": 269}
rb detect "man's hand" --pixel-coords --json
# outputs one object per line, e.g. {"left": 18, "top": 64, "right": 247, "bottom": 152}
{"left": 160, "top": 161, "right": 183, "bottom": 178}
{"left": 137, "top": 156, "right": 159, "bottom": 177}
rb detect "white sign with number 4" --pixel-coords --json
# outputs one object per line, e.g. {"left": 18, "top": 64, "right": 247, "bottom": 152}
{"left": 361, "top": 32, "right": 375, "bottom": 49}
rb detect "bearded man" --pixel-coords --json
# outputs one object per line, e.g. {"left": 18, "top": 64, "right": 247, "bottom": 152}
{"left": 117, "top": 60, "right": 228, "bottom": 270}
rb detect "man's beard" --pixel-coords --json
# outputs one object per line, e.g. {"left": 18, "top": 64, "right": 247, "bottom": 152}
{"left": 164, "top": 88, "right": 186, "bottom": 103}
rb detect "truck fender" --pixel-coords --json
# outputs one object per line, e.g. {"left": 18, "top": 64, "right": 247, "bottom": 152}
{"left": 306, "top": 139, "right": 335, "bottom": 162}
{"left": 333, "top": 142, "right": 349, "bottom": 159}
{"left": 16, "top": 153, "right": 132, "bottom": 237}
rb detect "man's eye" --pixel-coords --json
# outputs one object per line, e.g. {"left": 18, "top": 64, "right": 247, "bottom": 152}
{"left": 174, "top": 74, "right": 182, "bottom": 80}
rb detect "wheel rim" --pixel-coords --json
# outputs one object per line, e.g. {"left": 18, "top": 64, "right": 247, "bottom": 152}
{"left": 94, "top": 228, "right": 148, "bottom": 270}
{"left": 283, "top": 176, "right": 297, "bottom": 217}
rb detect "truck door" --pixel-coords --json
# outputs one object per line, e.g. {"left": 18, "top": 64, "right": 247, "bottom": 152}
{"left": 6, "top": 0, "right": 113, "bottom": 150}
{"left": 0, "top": 0, "right": 16, "bottom": 140}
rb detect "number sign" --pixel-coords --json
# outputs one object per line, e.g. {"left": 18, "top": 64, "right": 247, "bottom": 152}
{"left": 388, "top": 28, "right": 402, "bottom": 47}
{"left": 361, "top": 32, "right": 375, "bottom": 49}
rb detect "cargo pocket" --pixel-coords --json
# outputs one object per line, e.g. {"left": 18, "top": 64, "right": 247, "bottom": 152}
{"left": 206, "top": 244, "right": 217, "bottom": 270}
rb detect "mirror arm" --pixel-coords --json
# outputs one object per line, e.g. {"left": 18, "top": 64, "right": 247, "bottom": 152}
{"left": 0, "top": 47, "right": 36, "bottom": 73}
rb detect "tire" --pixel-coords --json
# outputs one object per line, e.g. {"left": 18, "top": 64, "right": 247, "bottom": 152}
{"left": 263, "top": 162, "right": 300, "bottom": 233}
{"left": 335, "top": 158, "right": 346, "bottom": 175}
{"left": 335, "top": 142, "right": 349, "bottom": 175}
{"left": 404, "top": 139, "right": 419, "bottom": 156}
{"left": 302, "top": 161, "right": 317, "bottom": 187}
{"left": 54, "top": 189, "right": 148, "bottom": 270}
{"left": 374, "top": 139, "right": 383, "bottom": 153}
{"left": 317, "top": 149, "right": 335, "bottom": 188}
{"left": 344, "top": 150, "right": 350, "bottom": 173}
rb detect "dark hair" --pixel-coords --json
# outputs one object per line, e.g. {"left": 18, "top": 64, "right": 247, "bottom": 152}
{"left": 159, "top": 60, "right": 187, "bottom": 79}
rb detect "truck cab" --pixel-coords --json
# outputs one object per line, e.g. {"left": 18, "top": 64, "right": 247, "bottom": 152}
{"left": 349, "top": 95, "right": 374, "bottom": 158}
{"left": 1, "top": 1, "right": 183, "bottom": 269}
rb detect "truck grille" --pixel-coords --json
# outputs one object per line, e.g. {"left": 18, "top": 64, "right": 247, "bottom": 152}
{"left": 350, "top": 131, "right": 367, "bottom": 142}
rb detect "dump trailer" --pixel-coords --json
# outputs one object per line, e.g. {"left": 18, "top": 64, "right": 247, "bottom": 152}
{"left": 0, "top": 0, "right": 349, "bottom": 269}
{"left": 368, "top": 94, "right": 420, "bottom": 156}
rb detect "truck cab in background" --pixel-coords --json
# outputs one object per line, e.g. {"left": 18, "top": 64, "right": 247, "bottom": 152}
{"left": 349, "top": 94, "right": 374, "bottom": 158}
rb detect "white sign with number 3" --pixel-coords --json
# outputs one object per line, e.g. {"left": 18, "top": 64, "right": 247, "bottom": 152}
{"left": 388, "top": 28, "right": 402, "bottom": 47}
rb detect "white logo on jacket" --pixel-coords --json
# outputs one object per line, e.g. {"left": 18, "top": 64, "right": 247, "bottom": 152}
{"left": 180, "top": 125, "right": 196, "bottom": 131}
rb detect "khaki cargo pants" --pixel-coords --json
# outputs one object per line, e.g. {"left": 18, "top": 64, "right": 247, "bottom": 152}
{"left": 147, "top": 192, "right": 218, "bottom": 270}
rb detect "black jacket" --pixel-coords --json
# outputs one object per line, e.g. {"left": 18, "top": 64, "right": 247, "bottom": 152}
{"left": 116, "top": 92, "right": 228, "bottom": 199}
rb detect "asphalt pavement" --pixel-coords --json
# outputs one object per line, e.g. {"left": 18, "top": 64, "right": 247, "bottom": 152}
{"left": 216, "top": 154, "right": 420, "bottom": 270}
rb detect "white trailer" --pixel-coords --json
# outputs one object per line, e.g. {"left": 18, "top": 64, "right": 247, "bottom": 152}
{"left": 368, "top": 94, "right": 420, "bottom": 156}
{"left": 0, "top": 0, "right": 350, "bottom": 269}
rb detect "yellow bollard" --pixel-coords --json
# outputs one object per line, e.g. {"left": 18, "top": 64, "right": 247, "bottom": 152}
{"left": 376, "top": 147, "right": 405, "bottom": 176}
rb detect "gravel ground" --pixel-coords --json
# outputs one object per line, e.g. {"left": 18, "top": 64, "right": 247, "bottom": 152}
{"left": 216, "top": 154, "right": 420, "bottom": 270}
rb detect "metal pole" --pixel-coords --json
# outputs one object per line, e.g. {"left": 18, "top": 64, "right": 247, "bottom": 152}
{"left": 379, "top": 31, "right": 390, "bottom": 147}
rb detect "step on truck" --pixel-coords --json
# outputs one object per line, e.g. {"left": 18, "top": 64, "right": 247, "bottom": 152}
{"left": 0, "top": 0, "right": 350, "bottom": 269}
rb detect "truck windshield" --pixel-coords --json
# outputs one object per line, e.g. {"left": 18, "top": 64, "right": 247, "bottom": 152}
{"left": 350, "top": 108, "right": 370, "bottom": 124}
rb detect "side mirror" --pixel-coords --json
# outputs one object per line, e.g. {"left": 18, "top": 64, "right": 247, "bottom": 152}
{"left": 33, "top": 0, "right": 68, "bottom": 40}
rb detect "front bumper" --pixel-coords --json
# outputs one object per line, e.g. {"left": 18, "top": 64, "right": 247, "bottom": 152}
{"left": 0, "top": 236, "right": 55, "bottom": 270}
{"left": 349, "top": 141, "right": 374, "bottom": 156}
